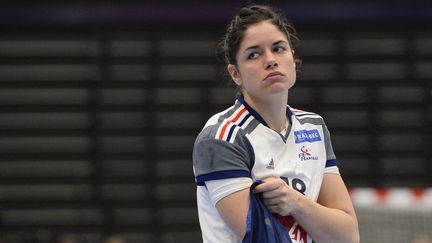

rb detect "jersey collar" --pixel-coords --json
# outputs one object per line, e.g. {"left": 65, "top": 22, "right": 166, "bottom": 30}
{"left": 237, "top": 95, "right": 293, "bottom": 128}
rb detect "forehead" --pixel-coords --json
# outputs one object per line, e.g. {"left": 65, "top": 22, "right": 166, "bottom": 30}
{"left": 239, "top": 20, "right": 288, "bottom": 50}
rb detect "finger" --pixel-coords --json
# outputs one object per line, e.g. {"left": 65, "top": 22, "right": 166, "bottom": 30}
{"left": 253, "top": 183, "right": 278, "bottom": 193}
{"left": 260, "top": 190, "right": 281, "bottom": 199}
{"left": 266, "top": 205, "right": 281, "bottom": 214}
{"left": 263, "top": 197, "right": 280, "bottom": 206}
{"left": 253, "top": 179, "right": 283, "bottom": 193}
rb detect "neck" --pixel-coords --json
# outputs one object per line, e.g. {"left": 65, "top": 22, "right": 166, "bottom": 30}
{"left": 243, "top": 92, "right": 288, "bottom": 132}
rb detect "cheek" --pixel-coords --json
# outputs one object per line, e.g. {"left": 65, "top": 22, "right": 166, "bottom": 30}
{"left": 238, "top": 63, "right": 251, "bottom": 77}
{"left": 281, "top": 58, "right": 297, "bottom": 82}
{"left": 283, "top": 58, "right": 296, "bottom": 73}
{"left": 239, "top": 66, "right": 258, "bottom": 85}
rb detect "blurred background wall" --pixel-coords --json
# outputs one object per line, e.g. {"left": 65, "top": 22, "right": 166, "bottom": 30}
{"left": 0, "top": 1, "right": 431, "bottom": 242}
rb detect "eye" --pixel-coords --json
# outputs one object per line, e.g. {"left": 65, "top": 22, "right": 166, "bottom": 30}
{"left": 274, "top": 46, "right": 286, "bottom": 53}
{"left": 247, "top": 52, "right": 259, "bottom": 60}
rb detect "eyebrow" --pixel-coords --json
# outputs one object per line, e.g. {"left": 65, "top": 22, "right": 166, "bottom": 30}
{"left": 243, "top": 40, "right": 288, "bottom": 53}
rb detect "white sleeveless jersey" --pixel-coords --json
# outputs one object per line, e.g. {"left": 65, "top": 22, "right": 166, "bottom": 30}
{"left": 193, "top": 96, "right": 339, "bottom": 243}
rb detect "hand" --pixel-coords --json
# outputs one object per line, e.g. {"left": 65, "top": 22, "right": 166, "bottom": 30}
{"left": 253, "top": 177, "right": 303, "bottom": 216}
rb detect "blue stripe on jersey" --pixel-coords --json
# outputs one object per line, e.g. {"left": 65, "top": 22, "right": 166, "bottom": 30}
{"left": 326, "top": 159, "right": 337, "bottom": 167}
{"left": 195, "top": 170, "right": 251, "bottom": 186}
{"left": 238, "top": 113, "right": 252, "bottom": 126}
{"left": 226, "top": 113, "right": 251, "bottom": 141}
{"left": 238, "top": 95, "right": 269, "bottom": 127}
{"left": 286, "top": 106, "right": 293, "bottom": 124}
{"left": 226, "top": 124, "right": 237, "bottom": 142}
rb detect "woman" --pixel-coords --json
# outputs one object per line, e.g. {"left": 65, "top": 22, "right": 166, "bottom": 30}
{"left": 193, "top": 5, "right": 359, "bottom": 243}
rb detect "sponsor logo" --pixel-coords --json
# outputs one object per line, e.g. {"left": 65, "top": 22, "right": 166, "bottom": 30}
{"left": 294, "top": 129, "right": 322, "bottom": 143}
{"left": 298, "top": 146, "right": 318, "bottom": 161}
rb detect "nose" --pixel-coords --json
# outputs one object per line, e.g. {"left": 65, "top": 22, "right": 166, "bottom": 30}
{"left": 265, "top": 60, "right": 278, "bottom": 69}
{"left": 264, "top": 51, "right": 278, "bottom": 69}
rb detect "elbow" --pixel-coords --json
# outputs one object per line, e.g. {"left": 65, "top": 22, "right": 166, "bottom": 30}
{"left": 353, "top": 231, "right": 360, "bottom": 243}
{"left": 336, "top": 219, "right": 359, "bottom": 243}
{"left": 349, "top": 226, "right": 360, "bottom": 243}
{"left": 323, "top": 231, "right": 360, "bottom": 243}
{"left": 350, "top": 234, "right": 360, "bottom": 243}
{"left": 352, "top": 217, "right": 360, "bottom": 243}
{"left": 346, "top": 210, "right": 360, "bottom": 243}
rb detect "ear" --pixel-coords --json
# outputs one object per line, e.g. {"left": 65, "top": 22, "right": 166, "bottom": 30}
{"left": 227, "top": 64, "right": 242, "bottom": 86}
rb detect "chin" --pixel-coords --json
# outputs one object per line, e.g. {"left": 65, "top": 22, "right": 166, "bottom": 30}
{"left": 267, "top": 82, "right": 293, "bottom": 93}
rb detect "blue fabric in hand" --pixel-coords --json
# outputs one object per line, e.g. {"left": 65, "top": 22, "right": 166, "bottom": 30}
{"left": 242, "top": 180, "right": 293, "bottom": 243}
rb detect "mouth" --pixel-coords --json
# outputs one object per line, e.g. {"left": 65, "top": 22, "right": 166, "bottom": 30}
{"left": 264, "top": 71, "right": 284, "bottom": 81}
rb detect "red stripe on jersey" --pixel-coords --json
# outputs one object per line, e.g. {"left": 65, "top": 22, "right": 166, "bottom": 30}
{"left": 291, "top": 108, "right": 303, "bottom": 113}
{"left": 291, "top": 108, "right": 312, "bottom": 115}
{"left": 218, "top": 107, "right": 247, "bottom": 140}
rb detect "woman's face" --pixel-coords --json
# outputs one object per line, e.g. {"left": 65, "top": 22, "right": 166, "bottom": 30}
{"left": 228, "top": 20, "right": 296, "bottom": 101}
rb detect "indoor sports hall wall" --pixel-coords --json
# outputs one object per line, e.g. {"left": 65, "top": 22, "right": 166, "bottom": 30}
{"left": 0, "top": 1, "right": 431, "bottom": 243}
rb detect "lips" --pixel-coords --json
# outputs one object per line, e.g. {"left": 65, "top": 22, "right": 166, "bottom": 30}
{"left": 264, "top": 71, "right": 284, "bottom": 80}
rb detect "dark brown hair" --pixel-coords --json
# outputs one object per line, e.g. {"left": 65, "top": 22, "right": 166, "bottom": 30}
{"left": 216, "top": 5, "right": 301, "bottom": 72}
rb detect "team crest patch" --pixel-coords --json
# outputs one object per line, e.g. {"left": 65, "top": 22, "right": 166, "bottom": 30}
{"left": 294, "top": 129, "right": 322, "bottom": 143}
{"left": 298, "top": 146, "right": 318, "bottom": 161}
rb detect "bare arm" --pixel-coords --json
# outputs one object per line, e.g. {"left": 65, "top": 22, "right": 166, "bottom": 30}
{"left": 294, "top": 174, "right": 359, "bottom": 243}
{"left": 215, "top": 188, "right": 250, "bottom": 239}
{"left": 254, "top": 174, "right": 359, "bottom": 243}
